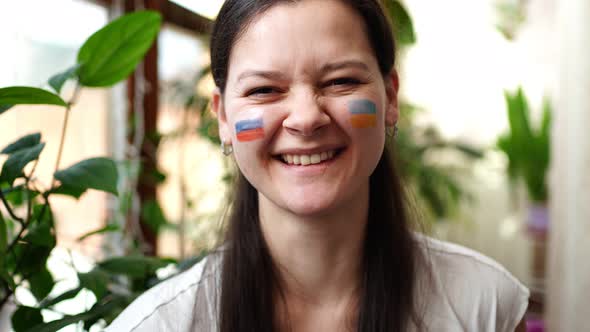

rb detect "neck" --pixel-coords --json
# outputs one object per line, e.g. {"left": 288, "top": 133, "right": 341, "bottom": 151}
{"left": 259, "top": 183, "right": 369, "bottom": 307}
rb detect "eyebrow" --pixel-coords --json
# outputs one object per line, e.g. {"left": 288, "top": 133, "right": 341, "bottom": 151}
{"left": 237, "top": 70, "right": 287, "bottom": 83}
{"left": 236, "top": 60, "right": 370, "bottom": 83}
{"left": 319, "top": 60, "right": 370, "bottom": 74}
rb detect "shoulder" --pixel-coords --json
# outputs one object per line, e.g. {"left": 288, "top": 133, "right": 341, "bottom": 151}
{"left": 105, "top": 252, "right": 222, "bottom": 332}
{"left": 414, "top": 235, "right": 529, "bottom": 332}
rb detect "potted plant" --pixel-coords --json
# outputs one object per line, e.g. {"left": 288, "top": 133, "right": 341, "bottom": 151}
{"left": 497, "top": 87, "right": 551, "bottom": 323}
{"left": 497, "top": 87, "right": 551, "bottom": 235}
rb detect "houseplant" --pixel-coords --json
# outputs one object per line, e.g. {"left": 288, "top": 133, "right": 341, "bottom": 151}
{"left": 497, "top": 87, "right": 551, "bottom": 234}
{"left": 0, "top": 10, "right": 190, "bottom": 332}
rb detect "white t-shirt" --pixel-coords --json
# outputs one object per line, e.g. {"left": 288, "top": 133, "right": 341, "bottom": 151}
{"left": 106, "top": 236, "right": 529, "bottom": 332}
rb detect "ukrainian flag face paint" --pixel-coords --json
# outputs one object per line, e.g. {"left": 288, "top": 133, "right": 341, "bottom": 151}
{"left": 348, "top": 99, "right": 377, "bottom": 128}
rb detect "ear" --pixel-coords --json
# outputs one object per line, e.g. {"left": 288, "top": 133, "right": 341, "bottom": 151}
{"left": 211, "top": 87, "right": 232, "bottom": 145}
{"left": 384, "top": 69, "right": 400, "bottom": 127}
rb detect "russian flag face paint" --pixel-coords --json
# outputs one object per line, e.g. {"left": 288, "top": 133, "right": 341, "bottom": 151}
{"left": 348, "top": 99, "right": 377, "bottom": 128}
{"left": 236, "top": 117, "right": 265, "bottom": 142}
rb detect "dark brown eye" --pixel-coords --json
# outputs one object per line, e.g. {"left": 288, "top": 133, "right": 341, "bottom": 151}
{"left": 247, "top": 87, "right": 278, "bottom": 96}
{"left": 325, "top": 78, "right": 361, "bottom": 87}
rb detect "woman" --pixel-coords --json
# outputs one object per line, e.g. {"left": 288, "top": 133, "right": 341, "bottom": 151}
{"left": 107, "top": 0, "right": 529, "bottom": 331}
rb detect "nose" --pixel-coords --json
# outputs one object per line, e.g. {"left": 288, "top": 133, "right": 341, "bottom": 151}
{"left": 282, "top": 90, "right": 331, "bottom": 137}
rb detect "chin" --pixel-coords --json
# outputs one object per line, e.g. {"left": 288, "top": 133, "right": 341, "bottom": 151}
{"left": 282, "top": 195, "right": 343, "bottom": 218}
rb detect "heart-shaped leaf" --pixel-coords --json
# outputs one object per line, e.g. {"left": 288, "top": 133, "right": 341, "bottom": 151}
{"left": 0, "top": 87, "right": 67, "bottom": 115}
{"left": 1, "top": 133, "right": 41, "bottom": 154}
{"left": 54, "top": 157, "right": 118, "bottom": 195}
{"left": 77, "top": 11, "right": 162, "bottom": 87}
{"left": 0, "top": 143, "right": 45, "bottom": 185}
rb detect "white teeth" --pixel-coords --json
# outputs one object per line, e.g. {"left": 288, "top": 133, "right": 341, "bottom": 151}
{"left": 310, "top": 154, "right": 321, "bottom": 164}
{"left": 280, "top": 149, "right": 339, "bottom": 166}
{"left": 300, "top": 155, "right": 310, "bottom": 165}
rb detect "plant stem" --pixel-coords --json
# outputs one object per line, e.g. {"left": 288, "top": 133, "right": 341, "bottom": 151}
{"left": 0, "top": 190, "right": 23, "bottom": 225}
{"left": 52, "top": 83, "right": 82, "bottom": 186}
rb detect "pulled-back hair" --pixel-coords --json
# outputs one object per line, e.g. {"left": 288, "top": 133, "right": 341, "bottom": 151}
{"left": 210, "top": 1, "right": 427, "bottom": 331}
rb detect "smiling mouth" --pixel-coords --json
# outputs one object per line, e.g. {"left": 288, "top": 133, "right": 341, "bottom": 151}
{"left": 274, "top": 148, "right": 345, "bottom": 166}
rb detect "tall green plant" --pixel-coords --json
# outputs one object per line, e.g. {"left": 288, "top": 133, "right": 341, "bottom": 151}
{"left": 497, "top": 87, "right": 551, "bottom": 203}
{"left": 0, "top": 10, "right": 181, "bottom": 332}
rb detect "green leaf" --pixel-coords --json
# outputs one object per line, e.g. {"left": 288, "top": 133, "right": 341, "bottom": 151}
{"left": 48, "top": 183, "right": 87, "bottom": 199}
{"left": 0, "top": 87, "right": 67, "bottom": 115}
{"left": 24, "top": 223, "right": 55, "bottom": 247}
{"left": 29, "top": 266, "right": 54, "bottom": 301}
{"left": 12, "top": 306, "right": 44, "bottom": 332}
{"left": 98, "top": 255, "right": 169, "bottom": 278}
{"left": 0, "top": 105, "right": 12, "bottom": 114}
{"left": 39, "top": 286, "right": 82, "bottom": 308}
{"left": 384, "top": 0, "right": 417, "bottom": 46}
{"left": 17, "top": 244, "right": 53, "bottom": 276}
{"left": 77, "top": 224, "right": 120, "bottom": 241}
{"left": 0, "top": 143, "right": 45, "bottom": 185}
{"left": 77, "top": 11, "right": 162, "bottom": 87}
{"left": 141, "top": 199, "right": 168, "bottom": 233}
{"left": 1, "top": 133, "right": 41, "bottom": 154}
{"left": 54, "top": 157, "right": 119, "bottom": 195}
{"left": 48, "top": 64, "right": 81, "bottom": 94}
{"left": 31, "top": 203, "right": 54, "bottom": 227}
{"left": 79, "top": 268, "right": 110, "bottom": 300}
{"left": 26, "top": 298, "right": 123, "bottom": 332}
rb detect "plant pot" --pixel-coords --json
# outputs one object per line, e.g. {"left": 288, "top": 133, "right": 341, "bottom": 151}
{"left": 526, "top": 203, "right": 548, "bottom": 315}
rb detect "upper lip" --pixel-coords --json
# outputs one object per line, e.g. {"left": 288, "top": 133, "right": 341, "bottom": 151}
{"left": 273, "top": 145, "right": 345, "bottom": 156}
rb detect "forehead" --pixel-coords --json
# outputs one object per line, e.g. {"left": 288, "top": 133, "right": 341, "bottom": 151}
{"left": 227, "top": 0, "right": 376, "bottom": 78}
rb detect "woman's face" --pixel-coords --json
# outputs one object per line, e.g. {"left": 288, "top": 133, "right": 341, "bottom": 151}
{"left": 213, "top": 0, "right": 398, "bottom": 217}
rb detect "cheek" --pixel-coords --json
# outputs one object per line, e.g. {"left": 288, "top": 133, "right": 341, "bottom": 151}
{"left": 348, "top": 99, "right": 378, "bottom": 129}
{"left": 327, "top": 97, "right": 385, "bottom": 134}
{"left": 229, "top": 107, "right": 284, "bottom": 160}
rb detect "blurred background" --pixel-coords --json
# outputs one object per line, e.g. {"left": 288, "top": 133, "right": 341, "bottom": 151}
{"left": 0, "top": 0, "right": 588, "bottom": 331}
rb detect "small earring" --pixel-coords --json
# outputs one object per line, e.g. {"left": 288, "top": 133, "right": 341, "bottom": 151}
{"left": 386, "top": 124, "right": 399, "bottom": 138}
{"left": 221, "top": 141, "right": 233, "bottom": 156}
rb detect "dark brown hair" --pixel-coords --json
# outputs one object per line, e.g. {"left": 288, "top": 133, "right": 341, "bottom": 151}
{"left": 210, "top": 1, "right": 426, "bottom": 331}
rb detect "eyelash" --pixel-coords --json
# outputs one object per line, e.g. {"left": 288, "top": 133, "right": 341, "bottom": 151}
{"left": 324, "top": 77, "right": 361, "bottom": 87}
{"left": 246, "top": 86, "right": 279, "bottom": 96}
{"left": 245, "top": 77, "right": 362, "bottom": 97}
